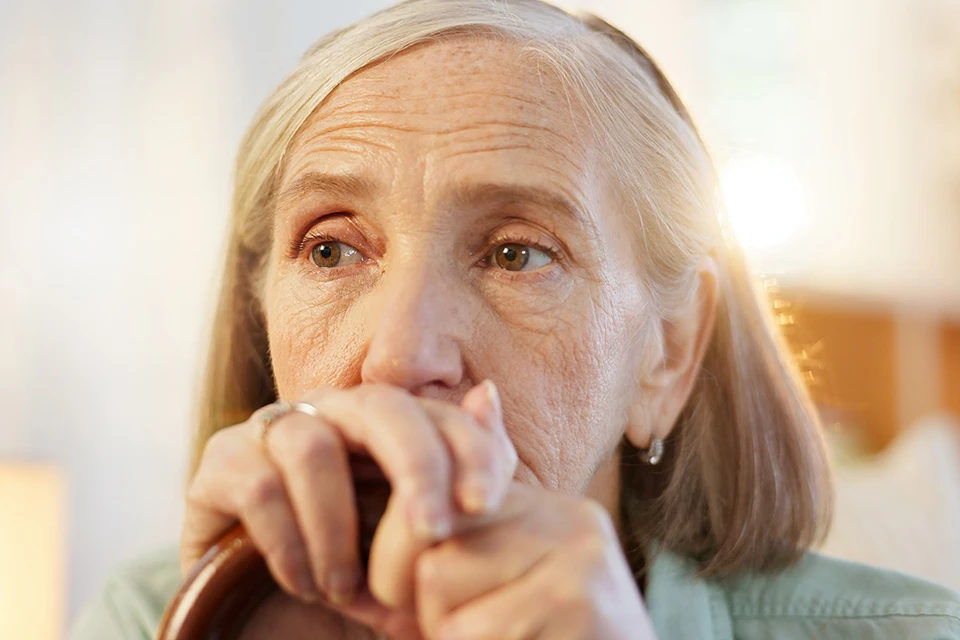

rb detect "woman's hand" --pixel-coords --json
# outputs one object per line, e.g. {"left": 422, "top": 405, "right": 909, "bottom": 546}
{"left": 327, "top": 397, "right": 657, "bottom": 640}
{"left": 182, "top": 379, "right": 655, "bottom": 639}
{"left": 182, "top": 381, "right": 514, "bottom": 639}
{"left": 330, "top": 482, "right": 656, "bottom": 640}
{"left": 418, "top": 484, "right": 654, "bottom": 639}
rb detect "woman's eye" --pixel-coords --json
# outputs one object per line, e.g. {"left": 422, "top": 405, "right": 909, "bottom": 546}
{"left": 489, "top": 243, "right": 553, "bottom": 272}
{"left": 310, "top": 241, "right": 363, "bottom": 268}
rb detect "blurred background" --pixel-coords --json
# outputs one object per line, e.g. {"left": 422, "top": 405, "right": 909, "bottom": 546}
{"left": 1, "top": 0, "right": 958, "bottom": 636}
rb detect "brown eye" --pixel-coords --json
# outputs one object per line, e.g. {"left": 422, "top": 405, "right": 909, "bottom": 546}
{"left": 310, "top": 242, "right": 361, "bottom": 268}
{"left": 489, "top": 242, "right": 553, "bottom": 272}
{"left": 494, "top": 243, "right": 530, "bottom": 271}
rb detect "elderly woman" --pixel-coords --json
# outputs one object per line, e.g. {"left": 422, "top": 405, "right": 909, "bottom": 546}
{"left": 72, "top": 0, "right": 960, "bottom": 638}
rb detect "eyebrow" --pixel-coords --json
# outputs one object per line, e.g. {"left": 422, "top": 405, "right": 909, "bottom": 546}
{"left": 276, "top": 171, "right": 380, "bottom": 211}
{"left": 277, "top": 171, "right": 591, "bottom": 231}
{"left": 448, "top": 182, "right": 590, "bottom": 230}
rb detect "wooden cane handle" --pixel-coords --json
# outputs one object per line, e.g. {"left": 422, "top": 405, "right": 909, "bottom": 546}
{"left": 156, "top": 523, "right": 273, "bottom": 640}
{"left": 157, "top": 458, "right": 390, "bottom": 640}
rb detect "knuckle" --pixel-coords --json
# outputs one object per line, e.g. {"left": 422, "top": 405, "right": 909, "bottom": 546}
{"left": 402, "top": 448, "right": 447, "bottom": 482}
{"left": 367, "top": 384, "right": 416, "bottom": 413}
{"left": 184, "top": 488, "right": 203, "bottom": 512}
{"left": 243, "top": 471, "right": 284, "bottom": 513}
{"left": 204, "top": 427, "right": 229, "bottom": 453}
{"left": 201, "top": 426, "right": 237, "bottom": 463}
{"left": 184, "top": 479, "right": 207, "bottom": 507}
{"left": 415, "top": 548, "right": 445, "bottom": 592}
{"left": 577, "top": 498, "right": 615, "bottom": 534}
{"left": 569, "top": 500, "right": 616, "bottom": 559}
{"left": 545, "top": 578, "right": 589, "bottom": 612}
{"left": 289, "top": 428, "right": 340, "bottom": 469}
{"left": 577, "top": 532, "right": 611, "bottom": 567}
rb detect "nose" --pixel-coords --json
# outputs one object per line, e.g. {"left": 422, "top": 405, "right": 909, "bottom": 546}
{"left": 360, "top": 262, "right": 465, "bottom": 393}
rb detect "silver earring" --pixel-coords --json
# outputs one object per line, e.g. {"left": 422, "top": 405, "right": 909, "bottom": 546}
{"left": 640, "top": 438, "right": 664, "bottom": 465}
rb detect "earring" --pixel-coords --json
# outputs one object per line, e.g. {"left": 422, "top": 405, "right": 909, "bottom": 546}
{"left": 640, "top": 438, "right": 664, "bottom": 465}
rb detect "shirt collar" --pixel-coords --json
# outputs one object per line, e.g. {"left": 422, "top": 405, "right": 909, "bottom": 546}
{"left": 645, "top": 546, "right": 734, "bottom": 640}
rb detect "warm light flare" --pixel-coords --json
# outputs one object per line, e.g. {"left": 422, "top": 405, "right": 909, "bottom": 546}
{"left": 720, "top": 153, "right": 807, "bottom": 249}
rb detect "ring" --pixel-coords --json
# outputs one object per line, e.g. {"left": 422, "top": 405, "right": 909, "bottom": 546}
{"left": 289, "top": 401, "right": 320, "bottom": 418}
{"left": 255, "top": 400, "right": 292, "bottom": 450}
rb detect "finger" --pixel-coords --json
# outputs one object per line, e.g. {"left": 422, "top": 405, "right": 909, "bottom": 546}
{"left": 183, "top": 424, "right": 318, "bottom": 600}
{"left": 415, "top": 502, "right": 549, "bottom": 635}
{"left": 366, "top": 459, "right": 534, "bottom": 613}
{"left": 300, "top": 385, "right": 454, "bottom": 542}
{"left": 460, "top": 380, "right": 518, "bottom": 482}
{"left": 326, "top": 588, "right": 425, "bottom": 640}
{"left": 365, "top": 482, "right": 431, "bottom": 610}
{"left": 438, "top": 553, "right": 654, "bottom": 640}
{"left": 418, "top": 398, "right": 504, "bottom": 515}
{"left": 432, "top": 565, "right": 551, "bottom": 640}
{"left": 266, "top": 410, "right": 361, "bottom": 604}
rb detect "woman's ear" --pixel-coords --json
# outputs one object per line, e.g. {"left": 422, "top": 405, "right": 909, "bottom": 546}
{"left": 625, "top": 254, "right": 719, "bottom": 449}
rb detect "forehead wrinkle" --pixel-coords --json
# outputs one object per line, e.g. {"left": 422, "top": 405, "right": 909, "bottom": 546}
{"left": 445, "top": 180, "right": 592, "bottom": 231}
{"left": 302, "top": 136, "right": 395, "bottom": 153}
{"left": 428, "top": 120, "right": 579, "bottom": 149}
{"left": 438, "top": 138, "right": 588, "bottom": 184}
{"left": 279, "top": 36, "right": 606, "bottom": 234}
{"left": 311, "top": 66, "right": 578, "bottom": 129}
{"left": 296, "top": 118, "right": 425, "bottom": 140}
{"left": 442, "top": 148, "right": 588, "bottom": 196}
{"left": 293, "top": 131, "right": 395, "bottom": 155}
{"left": 276, "top": 170, "right": 382, "bottom": 213}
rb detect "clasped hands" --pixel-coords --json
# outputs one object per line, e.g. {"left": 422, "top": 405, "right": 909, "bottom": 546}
{"left": 183, "top": 382, "right": 655, "bottom": 640}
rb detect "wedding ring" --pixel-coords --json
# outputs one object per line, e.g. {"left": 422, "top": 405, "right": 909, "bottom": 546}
{"left": 255, "top": 400, "right": 292, "bottom": 450}
{"left": 289, "top": 401, "right": 321, "bottom": 418}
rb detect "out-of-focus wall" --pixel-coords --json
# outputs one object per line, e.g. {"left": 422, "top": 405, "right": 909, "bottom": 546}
{"left": 0, "top": 0, "right": 394, "bottom": 624}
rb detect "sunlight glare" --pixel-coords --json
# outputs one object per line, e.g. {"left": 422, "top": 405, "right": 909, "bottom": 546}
{"left": 720, "top": 153, "right": 807, "bottom": 249}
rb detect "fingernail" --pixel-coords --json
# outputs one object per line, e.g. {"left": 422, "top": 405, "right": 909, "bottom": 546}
{"left": 410, "top": 496, "right": 452, "bottom": 540}
{"left": 460, "top": 472, "right": 492, "bottom": 514}
{"left": 295, "top": 566, "right": 320, "bottom": 601}
{"left": 482, "top": 379, "right": 501, "bottom": 417}
{"left": 326, "top": 568, "right": 360, "bottom": 605}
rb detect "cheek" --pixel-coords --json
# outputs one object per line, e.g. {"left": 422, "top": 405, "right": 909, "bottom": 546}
{"left": 265, "top": 268, "right": 365, "bottom": 398}
{"left": 492, "top": 288, "right": 642, "bottom": 495}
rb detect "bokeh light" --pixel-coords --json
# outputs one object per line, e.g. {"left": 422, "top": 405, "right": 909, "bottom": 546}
{"left": 720, "top": 153, "right": 807, "bottom": 249}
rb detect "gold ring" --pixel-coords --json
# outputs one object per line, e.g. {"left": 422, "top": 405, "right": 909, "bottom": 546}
{"left": 256, "top": 400, "right": 291, "bottom": 450}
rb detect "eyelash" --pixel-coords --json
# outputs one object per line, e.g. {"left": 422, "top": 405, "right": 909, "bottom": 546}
{"left": 292, "top": 230, "right": 345, "bottom": 260}
{"left": 484, "top": 232, "right": 562, "bottom": 266}
{"left": 291, "top": 230, "right": 563, "bottom": 267}
{"left": 288, "top": 230, "right": 335, "bottom": 260}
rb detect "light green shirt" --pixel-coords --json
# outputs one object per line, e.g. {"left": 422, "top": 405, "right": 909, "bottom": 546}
{"left": 71, "top": 545, "right": 960, "bottom": 639}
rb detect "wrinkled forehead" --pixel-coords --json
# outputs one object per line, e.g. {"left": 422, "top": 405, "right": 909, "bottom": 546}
{"left": 280, "top": 36, "right": 599, "bottom": 188}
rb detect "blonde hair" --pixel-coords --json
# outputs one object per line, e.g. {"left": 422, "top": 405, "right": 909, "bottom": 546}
{"left": 194, "top": 0, "right": 832, "bottom": 578}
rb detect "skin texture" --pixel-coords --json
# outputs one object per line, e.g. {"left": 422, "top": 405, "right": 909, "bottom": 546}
{"left": 266, "top": 37, "right": 647, "bottom": 501}
{"left": 183, "top": 36, "right": 718, "bottom": 640}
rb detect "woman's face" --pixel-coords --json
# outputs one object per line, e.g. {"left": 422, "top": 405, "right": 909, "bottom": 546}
{"left": 264, "top": 37, "right": 651, "bottom": 497}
